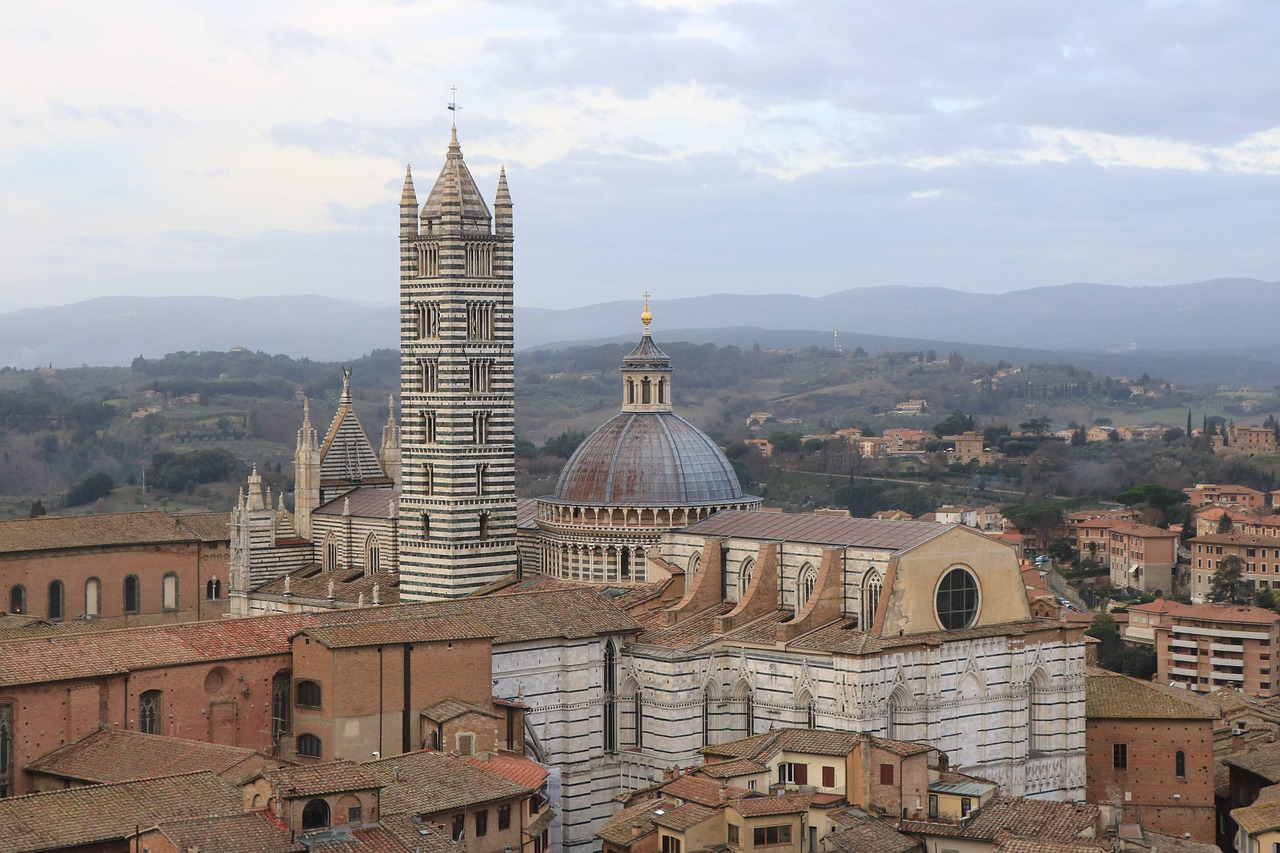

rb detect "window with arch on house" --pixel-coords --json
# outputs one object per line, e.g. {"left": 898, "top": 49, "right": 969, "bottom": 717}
{"left": 657, "top": 378, "right": 667, "bottom": 404}
{"left": 423, "top": 412, "right": 437, "bottom": 443}
{"left": 297, "top": 733, "right": 323, "bottom": 759}
{"left": 603, "top": 642, "right": 617, "bottom": 754}
{"left": 1176, "top": 750, "right": 1186, "bottom": 778}
{"left": 418, "top": 302, "right": 440, "bottom": 339}
{"left": 1028, "top": 670, "right": 1055, "bottom": 755}
{"left": 123, "top": 575, "right": 140, "bottom": 615}
{"left": 365, "top": 536, "right": 380, "bottom": 575}
{"left": 473, "top": 411, "right": 490, "bottom": 444}
{"left": 296, "top": 680, "right": 322, "bottom": 709}
{"left": 84, "top": 577, "right": 101, "bottom": 618}
{"left": 641, "top": 377, "right": 652, "bottom": 404}
{"left": 48, "top": 580, "right": 65, "bottom": 621}
{"left": 422, "top": 512, "right": 431, "bottom": 539}
{"left": 301, "top": 797, "right": 329, "bottom": 829}
{"left": 738, "top": 558, "right": 755, "bottom": 601}
{"left": 162, "top": 572, "right": 179, "bottom": 611}
{"left": 323, "top": 535, "right": 338, "bottom": 572}
{"left": 469, "top": 359, "right": 492, "bottom": 393}
{"left": 475, "top": 464, "right": 487, "bottom": 497}
{"left": 8, "top": 585, "right": 24, "bottom": 615}
{"left": 139, "top": 690, "right": 162, "bottom": 734}
{"left": 478, "top": 512, "right": 490, "bottom": 540}
{"left": 206, "top": 577, "right": 221, "bottom": 600}
{"left": 861, "top": 571, "right": 883, "bottom": 628}
{"left": 424, "top": 463, "right": 434, "bottom": 496}
{"left": 687, "top": 552, "right": 702, "bottom": 575}
{"left": 272, "top": 670, "right": 291, "bottom": 741}
{"left": 797, "top": 563, "right": 817, "bottom": 610}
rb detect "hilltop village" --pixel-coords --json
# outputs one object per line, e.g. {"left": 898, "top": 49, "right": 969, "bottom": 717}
{"left": 3, "top": 129, "right": 1280, "bottom": 853}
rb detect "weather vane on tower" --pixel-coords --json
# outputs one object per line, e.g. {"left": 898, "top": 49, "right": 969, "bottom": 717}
{"left": 447, "top": 86, "right": 461, "bottom": 130}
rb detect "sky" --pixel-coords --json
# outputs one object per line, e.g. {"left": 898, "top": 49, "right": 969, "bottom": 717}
{"left": 3, "top": 0, "right": 1280, "bottom": 314}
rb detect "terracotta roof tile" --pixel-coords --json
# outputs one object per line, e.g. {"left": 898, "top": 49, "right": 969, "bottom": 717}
{"left": 662, "top": 774, "right": 752, "bottom": 807}
{"left": 0, "top": 772, "right": 242, "bottom": 853}
{"left": 461, "top": 754, "right": 549, "bottom": 789}
{"left": 25, "top": 729, "right": 272, "bottom": 784}
{"left": 992, "top": 839, "right": 1107, "bottom": 853}
{"left": 698, "top": 758, "right": 768, "bottom": 778}
{"left": 299, "top": 614, "right": 493, "bottom": 648}
{"left": 423, "top": 698, "right": 499, "bottom": 723}
{"left": 378, "top": 814, "right": 463, "bottom": 853}
{"left": 255, "top": 565, "right": 401, "bottom": 606}
{"left": 151, "top": 813, "right": 304, "bottom": 853}
{"left": 958, "top": 797, "right": 1100, "bottom": 842}
{"left": 0, "top": 611, "right": 315, "bottom": 688}
{"left": 596, "top": 798, "right": 676, "bottom": 845}
{"left": 679, "top": 510, "right": 953, "bottom": 552}
{"left": 0, "top": 510, "right": 229, "bottom": 554}
{"left": 732, "top": 790, "right": 817, "bottom": 816}
{"left": 310, "top": 825, "right": 414, "bottom": 852}
{"left": 365, "top": 750, "right": 532, "bottom": 815}
{"left": 1085, "top": 672, "right": 1217, "bottom": 720}
{"left": 653, "top": 802, "right": 719, "bottom": 831}
{"left": 826, "top": 810, "right": 920, "bottom": 853}
{"left": 1224, "top": 742, "right": 1280, "bottom": 782}
{"left": 266, "top": 760, "right": 382, "bottom": 797}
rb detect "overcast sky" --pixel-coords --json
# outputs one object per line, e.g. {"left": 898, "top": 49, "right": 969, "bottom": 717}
{"left": 3, "top": 0, "right": 1279, "bottom": 314}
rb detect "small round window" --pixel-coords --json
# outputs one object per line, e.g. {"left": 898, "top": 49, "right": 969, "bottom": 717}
{"left": 935, "top": 567, "right": 980, "bottom": 630}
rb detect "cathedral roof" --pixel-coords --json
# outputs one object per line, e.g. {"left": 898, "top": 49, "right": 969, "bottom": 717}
{"left": 551, "top": 411, "right": 748, "bottom": 506}
{"left": 678, "top": 510, "right": 953, "bottom": 552}
{"left": 319, "top": 373, "right": 389, "bottom": 488}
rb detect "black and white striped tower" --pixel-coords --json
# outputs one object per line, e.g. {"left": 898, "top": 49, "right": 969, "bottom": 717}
{"left": 397, "top": 127, "right": 516, "bottom": 599}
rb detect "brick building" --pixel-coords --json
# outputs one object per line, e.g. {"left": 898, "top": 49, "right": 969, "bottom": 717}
{"left": 0, "top": 510, "right": 230, "bottom": 624}
{"left": 1189, "top": 531, "right": 1280, "bottom": 602}
{"left": 1185, "top": 483, "right": 1269, "bottom": 510}
{"left": 1083, "top": 671, "right": 1217, "bottom": 843}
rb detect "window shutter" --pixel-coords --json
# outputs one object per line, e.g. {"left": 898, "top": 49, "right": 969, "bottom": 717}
{"left": 795, "top": 763, "right": 807, "bottom": 785}
{"left": 822, "top": 766, "right": 835, "bottom": 788}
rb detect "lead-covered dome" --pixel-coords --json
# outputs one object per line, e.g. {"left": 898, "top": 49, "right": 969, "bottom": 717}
{"left": 553, "top": 411, "right": 747, "bottom": 505}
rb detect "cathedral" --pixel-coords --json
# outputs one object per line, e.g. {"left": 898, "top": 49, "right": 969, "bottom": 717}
{"left": 225, "top": 126, "right": 1090, "bottom": 851}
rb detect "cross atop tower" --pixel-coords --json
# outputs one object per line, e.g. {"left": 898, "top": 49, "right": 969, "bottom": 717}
{"left": 447, "top": 86, "right": 461, "bottom": 130}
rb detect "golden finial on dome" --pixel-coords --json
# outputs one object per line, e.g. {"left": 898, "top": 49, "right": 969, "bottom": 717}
{"left": 641, "top": 291, "right": 652, "bottom": 333}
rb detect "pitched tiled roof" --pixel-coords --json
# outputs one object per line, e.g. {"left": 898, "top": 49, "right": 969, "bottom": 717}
{"left": 313, "top": 487, "right": 400, "bottom": 519}
{"left": 732, "top": 790, "right": 818, "bottom": 816}
{"left": 461, "top": 753, "right": 549, "bottom": 789}
{"left": 826, "top": 810, "right": 920, "bottom": 853}
{"left": 959, "top": 797, "right": 1100, "bottom": 842}
{"left": 1232, "top": 797, "right": 1280, "bottom": 834}
{"left": 701, "top": 732, "right": 774, "bottom": 760}
{"left": 299, "top": 614, "right": 493, "bottom": 649}
{"left": 653, "top": 802, "right": 718, "bottom": 830}
{"left": 0, "top": 510, "right": 229, "bottom": 554}
{"left": 515, "top": 497, "right": 539, "bottom": 530}
{"left": 1085, "top": 672, "right": 1218, "bottom": 720}
{"left": 1224, "top": 743, "right": 1280, "bottom": 782}
{"left": 151, "top": 813, "right": 304, "bottom": 853}
{"left": 266, "top": 760, "right": 382, "bottom": 797}
{"left": 1153, "top": 599, "right": 1280, "bottom": 625}
{"left": 0, "top": 611, "right": 315, "bottom": 687}
{"left": 1107, "top": 520, "right": 1177, "bottom": 539}
{"left": 663, "top": 774, "right": 752, "bottom": 807}
{"left": 365, "top": 750, "right": 532, "bottom": 815}
{"left": 378, "top": 814, "right": 464, "bottom": 853}
{"left": 0, "top": 772, "right": 242, "bottom": 853}
{"left": 309, "top": 825, "right": 415, "bottom": 852}
{"left": 679, "top": 510, "right": 953, "bottom": 552}
{"left": 992, "top": 840, "right": 1106, "bottom": 853}
{"left": 255, "top": 565, "right": 401, "bottom": 607}
{"left": 423, "top": 698, "right": 498, "bottom": 723}
{"left": 312, "top": 586, "right": 642, "bottom": 644}
{"left": 25, "top": 729, "right": 269, "bottom": 783}
{"left": 697, "top": 758, "right": 768, "bottom": 778}
{"left": 596, "top": 798, "right": 676, "bottom": 845}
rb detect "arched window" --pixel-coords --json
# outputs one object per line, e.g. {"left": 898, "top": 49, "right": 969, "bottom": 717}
{"left": 478, "top": 512, "right": 489, "bottom": 540}
{"left": 272, "top": 670, "right": 292, "bottom": 741}
{"left": 641, "top": 377, "right": 652, "bottom": 404}
{"left": 297, "top": 734, "right": 323, "bottom": 759}
{"left": 0, "top": 703, "right": 11, "bottom": 798}
{"left": 206, "top": 577, "right": 221, "bottom": 600}
{"left": 732, "top": 680, "right": 753, "bottom": 739}
{"left": 658, "top": 378, "right": 666, "bottom": 404}
{"left": 626, "top": 379, "right": 635, "bottom": 404}
{"left": 84, "top": 577, "right": 101, "bottom": 618}
{"left": 603, "top": 642, "right": 617, "bottom": 754}
{"left": 887, "top": 687, "right": 910, "bottom": 741}
{"left": 7, "top": 585, "right": 24, "bottom": 615}
{"left": 323, "top": 535, "right": 338, "bottom": 572}
{"left": 422, "top": 512, "right": 431, "bottom": 539}
{"left": 296, "top": 680, "right": 322, "bottom": 709}
{"left": 123, "top": 575, "right": 140, "bottom": 614}
{"left": 139, "top": 690, "right": 162, "bottom": 734}
{"left": 738, "top": 558, "right": 755, "bottom": 601}
{"left": 365, "top": 535, "right": 380, "bottom": 575}
{"left": 1028, "top": 670, "right": 1054, "bottom": 755}
{"left": 48, "top": 580, "right": 64, "bottom": 621}
{"left": 1175, "top": 750, "right": 1186, "bottom": 778}
{"left": 687, "top": 552, "right": 702, "bottom": 575}
{"left": 423, "top": 412, "right": 436, "bottom": 443}
{"left": 424, "top": 463, "right": 434, "bottom": 496}
{"left": 797, "top": 563, "right": 817, "bottom": 610}
{"left": 797, "top": 688, "right": 816, "bottom": 728}
{"left": 476, "top": 464, "right": 486, "bottom": 496}
{"left": 861, "top": 571, "right": 883, "bottom": 628}
{"left": 702, "top": 683, "right": 716, "bottom": 747}
{"left": 301, "top": 797, "right": 330, "bottom": 829}
{"left": 162, "top": 572, "right": 179, "bottom": 611}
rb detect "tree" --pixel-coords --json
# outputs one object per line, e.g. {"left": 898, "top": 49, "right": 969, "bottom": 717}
{"left": 1217, "top": 513, "right": 1234, "bottom": 534}
{"left": 1019, "top": 417, "right": 1052, "bottom": 436}
{"left": 542, "top": 430, "right": 587, "bottom": 459}
{"left": 1115, "top": 484, "right": 1188, "bottom": 527}
{"left": 1208, "top": 555, "right": 1251, "bottom": 604}
{"left": 66, "top": 472, "right": 114, "bottom": 507}
{"left": 28, "top": 499, "right": 46, "bottom": 518}
{"left": 1046, "top": 538, "right": 1073, "bottom": 563}
{"left": 1002, "top": 502, "right": 1064, "bottom": 551}
{"left": 1162, "top": 427, "right": 1184, "bottom": 444}
{"left": 768, "top": 431, "right": 803, "bottom": 453}
{"left": 932, "top": 409, "right": 974, "bottom": 438}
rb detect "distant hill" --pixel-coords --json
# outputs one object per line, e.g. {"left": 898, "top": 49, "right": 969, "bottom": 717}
{"left": 5, "top": 279, "right": 1280, "bottom": 386}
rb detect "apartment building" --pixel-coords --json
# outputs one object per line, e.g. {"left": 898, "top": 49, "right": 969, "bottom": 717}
{"left": 1129, "top": 599, "right": 1280, "bottom": 698}
{"left": 1184, "top": 483, "right": 1268, "bottom": 510}
{"left": 1188, "top": 532, "right": 1280, "bottom": 602}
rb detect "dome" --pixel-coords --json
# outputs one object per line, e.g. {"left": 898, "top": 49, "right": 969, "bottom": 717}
{"left": 553, "top": 412, "right": 747, "bottom": 505}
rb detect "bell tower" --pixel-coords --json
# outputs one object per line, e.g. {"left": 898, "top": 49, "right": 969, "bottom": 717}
{"left": 396, "top": 127, "right": 517, "bottom": 599}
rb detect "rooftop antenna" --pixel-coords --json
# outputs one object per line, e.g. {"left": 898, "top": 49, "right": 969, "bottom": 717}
{"left": 447, "top": 85, "right": 461, "bottom": 130}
